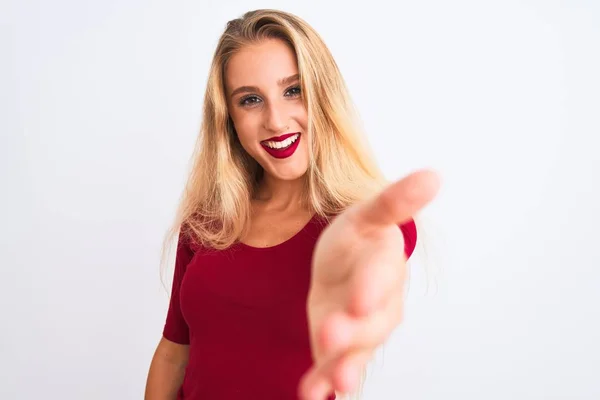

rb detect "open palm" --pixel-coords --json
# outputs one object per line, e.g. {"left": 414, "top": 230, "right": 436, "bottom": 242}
{"left": 299, "top": 169, "right": 440, "bottom": 399}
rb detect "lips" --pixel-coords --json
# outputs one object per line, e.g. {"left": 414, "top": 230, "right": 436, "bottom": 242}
{"left": 260, "top": 132, "right": 301, "bottom": 159}
{"left": 261, "top": 132, "right": 299, "bottom": 143}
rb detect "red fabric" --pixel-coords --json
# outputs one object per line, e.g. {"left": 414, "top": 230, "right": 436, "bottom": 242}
{"left": 163, "top": 215, "right": 417, "bottom": 399}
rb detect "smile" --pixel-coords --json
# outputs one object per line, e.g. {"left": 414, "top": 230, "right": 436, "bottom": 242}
{"left": 260, "top": 133, "right": 301, "bottom": 159}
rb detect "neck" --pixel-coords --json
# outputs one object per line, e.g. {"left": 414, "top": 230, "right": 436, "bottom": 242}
{"left": 254, "top": 173, "right": 307, "bottom": 212}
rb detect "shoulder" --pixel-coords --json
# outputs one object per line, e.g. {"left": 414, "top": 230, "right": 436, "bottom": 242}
{"left": 399, "top": 218, "right": 417, "bottom": 259}
{"left": 176, "top": 223, "right": 209, "bottom": 263}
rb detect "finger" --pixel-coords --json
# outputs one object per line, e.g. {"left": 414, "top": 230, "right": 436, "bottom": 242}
{"left": 353, "top": 169, "right": 440, "bottom": 229}
{"left": 320, "top": 298, "right": 403, "bottom": 360}
{"left": 318, "top": 311, "right": 354, "bottom": 357}
{"left": 321, "top": 349, "right": 373, "bottom": 395}
{"left": 317, "top": 261, "right": 406, "bottom": 357}
{"left": 298, "top": 366, "right": 333, "bottom": 400}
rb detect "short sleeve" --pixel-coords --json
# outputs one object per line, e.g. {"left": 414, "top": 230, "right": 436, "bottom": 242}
{"left": 162, "top": 230, "right": 195, "bottom": 344}
{"left": 399, "top": 218, "right": 417, "bottom": 260}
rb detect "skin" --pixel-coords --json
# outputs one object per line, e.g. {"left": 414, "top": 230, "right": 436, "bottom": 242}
{"left": 226, "top": 38, "right": 310, "bottom": 214}
{"left": 145, "top": 38, "right": 311, "bottom": 400}
{"left": 300, "top": 169, "right": 439, "bottom": 399}
{"left": 145, "top": 338, "right": 188, "bottom": 399}
{"left": 226, "top": 38, "right": 441, "bottom": 399}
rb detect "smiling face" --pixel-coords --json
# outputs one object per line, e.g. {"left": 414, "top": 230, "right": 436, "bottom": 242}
{"left": 225, "top": 38, "right": 309, "bottom": 182}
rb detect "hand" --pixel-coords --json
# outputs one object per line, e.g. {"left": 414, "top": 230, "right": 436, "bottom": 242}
{"left": 298, "top": 169, "right": 440, "bottom": 400}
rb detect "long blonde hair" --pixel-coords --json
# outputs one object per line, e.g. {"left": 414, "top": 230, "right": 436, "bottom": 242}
{"left": 161, "top": 8, "right": 424, "bottom": 399}
{"left": 165, "top": 9, "right": 386, "bottom": 252}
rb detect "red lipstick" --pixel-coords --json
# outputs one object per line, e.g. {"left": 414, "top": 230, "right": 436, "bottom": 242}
{"left": 260, "top": 132, "right": 301, "bottom": 159}
{"left": 262, "top": 132, "right": 298, "bottom": 142}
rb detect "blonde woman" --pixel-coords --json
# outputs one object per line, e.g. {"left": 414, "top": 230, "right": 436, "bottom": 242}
{"left": 145, "top": 8, "right": 439, "bottom": 400}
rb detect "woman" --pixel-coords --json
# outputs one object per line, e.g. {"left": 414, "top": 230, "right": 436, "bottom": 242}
{"left": 145, "top": 8, "right": 439, "bottom": 400}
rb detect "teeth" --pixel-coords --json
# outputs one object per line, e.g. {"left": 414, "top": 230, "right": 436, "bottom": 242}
{"left": 263, "top": 134, "right": 299, "bottom": 149}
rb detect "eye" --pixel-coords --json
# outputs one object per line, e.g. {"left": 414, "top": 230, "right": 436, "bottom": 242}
{"left": 285, "top": 86, "right": 301, "bottom": 97}
{"left": 239, "top": 95, "right": 262, "bottom": 107}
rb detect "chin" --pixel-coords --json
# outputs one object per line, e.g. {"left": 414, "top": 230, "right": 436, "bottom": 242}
{"left": 264, "top": 165, "right": 308, "bottom": 181}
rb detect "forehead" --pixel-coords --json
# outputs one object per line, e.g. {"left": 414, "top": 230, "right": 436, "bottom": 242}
{"left": 224, "top": 38, "right": 299, "bottom": 91}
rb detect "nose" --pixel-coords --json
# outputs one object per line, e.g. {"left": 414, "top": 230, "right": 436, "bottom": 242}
{"left": 263, "top": 101, "right": 289, "bottom": 134}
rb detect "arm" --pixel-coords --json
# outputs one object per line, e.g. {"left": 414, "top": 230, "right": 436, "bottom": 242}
{"left": 146, "top": 229, "right": 195, "bottom": 399}
{"left": 145, "top": 337, "right": 189, "bottom": 399}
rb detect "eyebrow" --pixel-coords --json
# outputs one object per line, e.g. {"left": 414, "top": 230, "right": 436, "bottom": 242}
{"left": 230, "top": 74, "right": 300, "bottom": 98}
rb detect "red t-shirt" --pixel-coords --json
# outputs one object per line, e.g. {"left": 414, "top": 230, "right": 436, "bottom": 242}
{"left": 163, "top": 214, "right": 417, "bottom": 399}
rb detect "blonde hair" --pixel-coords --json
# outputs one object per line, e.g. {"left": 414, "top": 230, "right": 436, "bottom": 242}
{"left": 165, "top": 8, "right": 386, "bottom": 252}
{"left": 161, "top": 8, "right": 429, "bottom": 400}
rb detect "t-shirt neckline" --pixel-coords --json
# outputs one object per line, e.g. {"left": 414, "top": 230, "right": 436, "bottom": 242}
{"left": 236, "top": 213, "right": 318, "bottom": 251}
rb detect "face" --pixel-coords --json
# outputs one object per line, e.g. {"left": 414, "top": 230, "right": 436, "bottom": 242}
{"left": 225, "top": 38, "right": 309, "bottom": 182}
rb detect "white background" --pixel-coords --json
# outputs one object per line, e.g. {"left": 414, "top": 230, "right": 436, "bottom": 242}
{"left": 2, "top": 0, "right": 599, "bottom": 399}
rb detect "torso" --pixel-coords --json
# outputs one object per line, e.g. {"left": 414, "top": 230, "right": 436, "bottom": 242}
{"left": 163, "top": 210, "right": 417, "bottom": 400}
{"left": 170, "top": 213, "right": 333, "bottom": 399}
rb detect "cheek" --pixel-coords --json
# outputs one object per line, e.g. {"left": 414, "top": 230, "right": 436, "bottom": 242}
{"left": 230, "top": 113, "right": 259, "bottom": 147}
{"left": 295, "top": 106, "right": 308, "bottom": 131}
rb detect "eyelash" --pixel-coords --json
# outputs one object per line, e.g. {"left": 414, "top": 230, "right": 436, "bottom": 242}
{"left": 239, "top": 86, "right": 302, "bottom": 107}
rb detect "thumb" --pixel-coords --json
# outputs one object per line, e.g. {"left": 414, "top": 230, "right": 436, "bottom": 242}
{"left": 353, "top": 169, "right": 440, "bottom": 229}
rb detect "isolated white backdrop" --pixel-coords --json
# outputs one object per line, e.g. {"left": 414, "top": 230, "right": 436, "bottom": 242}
{"left": 2, "top": 0, "right": 599, "bottom": 399}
